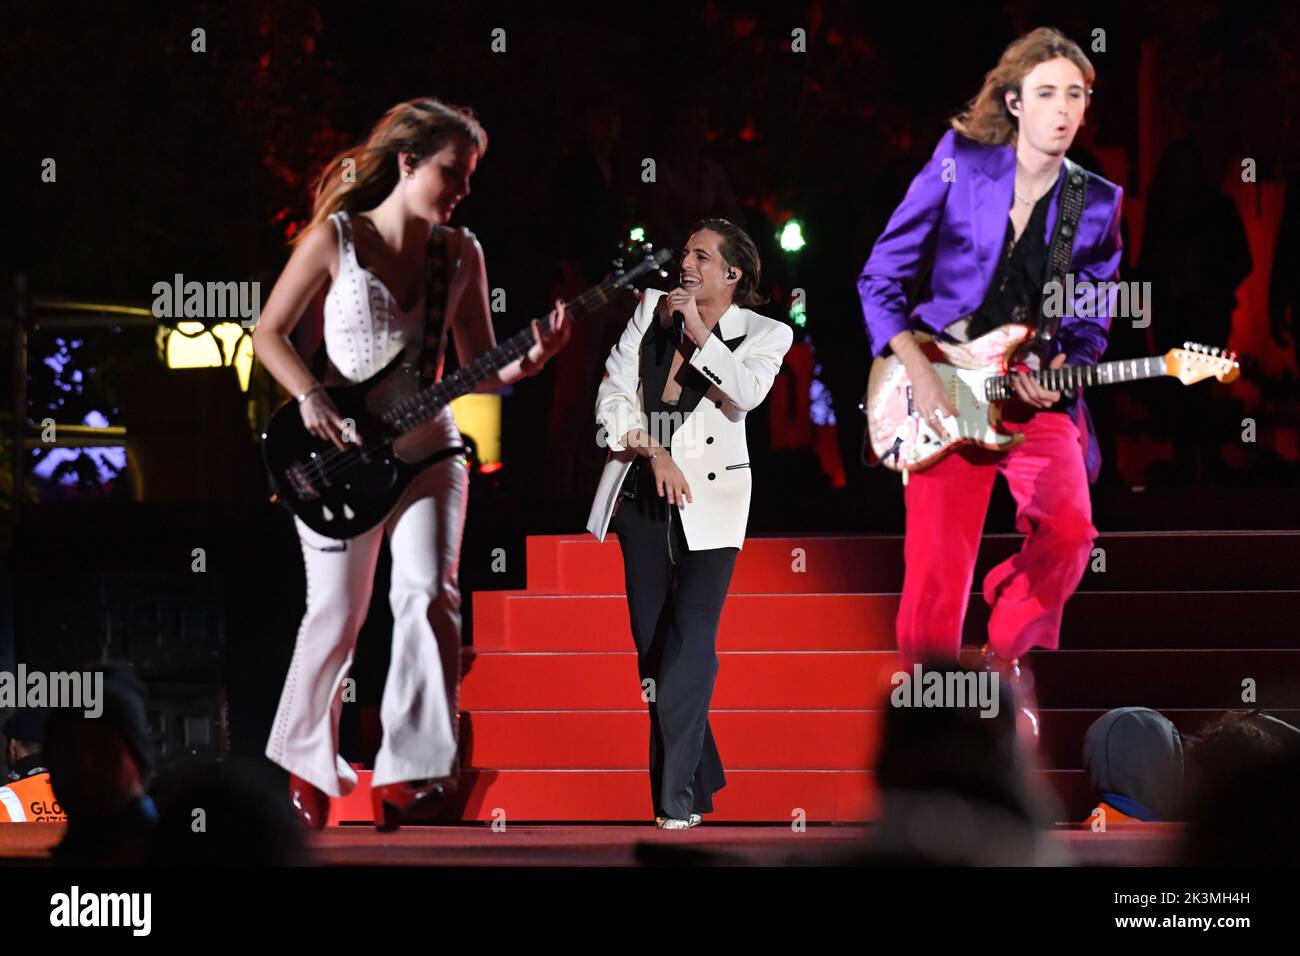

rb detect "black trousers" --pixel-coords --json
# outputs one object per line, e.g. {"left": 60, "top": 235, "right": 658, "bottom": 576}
{"left": 610, "top": 466, "right": 739, "bottom": 820}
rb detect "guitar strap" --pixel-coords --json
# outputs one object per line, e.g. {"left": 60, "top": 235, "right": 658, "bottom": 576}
{"left": 416, "top": 226, "right": 456, "bottom": 388}
{"left": 1035, "top": 157, "right": 1088, "bottom": 358}
{"left": 412, "top": 225, "right": 474, "bottom": 470}
{"left": 1038, "top": 159, "right": 1100, "bottom": 481}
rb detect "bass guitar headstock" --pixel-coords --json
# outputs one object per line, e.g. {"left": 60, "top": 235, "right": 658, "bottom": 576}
{"left": 610, "top": 231, "right": 672, "bottom": 296}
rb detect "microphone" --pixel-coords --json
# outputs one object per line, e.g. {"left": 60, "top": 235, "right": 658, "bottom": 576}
{"left": 672, "top": 309, "right": 685, "bottom": 343}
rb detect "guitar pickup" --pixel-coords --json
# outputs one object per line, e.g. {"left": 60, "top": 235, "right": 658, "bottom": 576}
{"left": 286, "top": 464, "right": 320, "bottom": 501}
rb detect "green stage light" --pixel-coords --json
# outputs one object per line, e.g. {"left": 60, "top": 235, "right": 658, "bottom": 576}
{"left": 779, "top": 219, "right": 806, "bottom": 253}
{"left": 789, "top": 297, "right": 807, "bottom": 327}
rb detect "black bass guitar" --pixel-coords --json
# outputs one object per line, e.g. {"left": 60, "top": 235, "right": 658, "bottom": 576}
{"left": 262, "top": 243, "right": 672, "bottom": 538}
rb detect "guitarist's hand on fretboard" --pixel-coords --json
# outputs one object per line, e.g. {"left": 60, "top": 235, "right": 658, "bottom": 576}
{"left": 523, "top": 299, "right": 573, "bottom": 373}
{"left": 1011, "top": 352, "right": 1068, "bottom": 409}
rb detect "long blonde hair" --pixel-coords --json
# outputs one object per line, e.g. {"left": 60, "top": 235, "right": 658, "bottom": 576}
{"left": 950, "top": 27, "right": 1094, "bottom": 146}
{"left": 292, "top": 97, "right": 487, "bottom": 245}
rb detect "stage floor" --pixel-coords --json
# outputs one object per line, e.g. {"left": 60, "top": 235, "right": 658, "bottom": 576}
{"left": 0, "top": 822, "right": 1185, "bottom": 866}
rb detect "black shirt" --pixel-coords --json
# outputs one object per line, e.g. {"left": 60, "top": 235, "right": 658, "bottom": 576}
{"left": 965, "top": 186, "right": 1053, "bottom": 339}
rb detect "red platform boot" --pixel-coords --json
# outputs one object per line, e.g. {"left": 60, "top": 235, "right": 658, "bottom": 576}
{"left": 977, "top": 643, "right": 1040, "bottom": 746}
{"left": 289, "top": 773, "right": 330, "bottom": 830}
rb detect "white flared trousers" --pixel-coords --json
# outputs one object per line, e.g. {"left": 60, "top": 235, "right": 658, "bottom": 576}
{"left": 265, "top": 413, "right": 468, "bottom": 797}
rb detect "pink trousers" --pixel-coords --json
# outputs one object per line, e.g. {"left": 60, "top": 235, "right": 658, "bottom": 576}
{"left": 896, "top": 407, "right": 1098, "bottom": 668}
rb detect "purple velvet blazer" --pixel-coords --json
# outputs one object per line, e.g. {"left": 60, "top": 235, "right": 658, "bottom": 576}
{"left": 857, "top": 128, "right": 1124, "bottom": 481}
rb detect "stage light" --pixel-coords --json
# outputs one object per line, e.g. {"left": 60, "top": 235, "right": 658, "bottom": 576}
{"left": 778, "top": 219, "right": 806, "bottom": 253}
{"left": 629, "top": 226, "right": 646, "bottom": 243}
{"left": 449, "top": 393, "right": 501, "bottom": 465}
{"left": 157, "top": 321, "right": 255, "bottom": 391}
{"left": 789, "top": 296, "right": 807, "bottom": 328}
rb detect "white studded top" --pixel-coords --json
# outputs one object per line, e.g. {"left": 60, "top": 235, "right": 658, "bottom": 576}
{"left": 324, "top": 210, "right": 472, "bottom": 384}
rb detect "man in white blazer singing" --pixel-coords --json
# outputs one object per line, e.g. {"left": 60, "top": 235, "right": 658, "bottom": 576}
{"left": 586, "top": 218, "right": 794, "bottom": 829}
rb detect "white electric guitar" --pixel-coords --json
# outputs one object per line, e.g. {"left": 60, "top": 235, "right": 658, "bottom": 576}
{"left": 860, "top": 323, "right": 1240, "bottom": 478}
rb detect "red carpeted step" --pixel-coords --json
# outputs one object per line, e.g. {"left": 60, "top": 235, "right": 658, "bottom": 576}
{"left": 472, "top": 591, "right": 898, "bottom": 651}
{"left": 459, "top": 709, "right": 1254, "bottom": 771}
{"left": 326, "top": 767, "right": 1097, "bottom": 825}
{"left": 460, "top": 649, "right": 899, "bottom": 710}
{"left": 472, "top": 590, "right": 1300, "bottom": 651}
{"left": 361, "top": 706, "right": 1256, "bottom": 773}
{"left": 462, "top": 647, "right": 1294, "bottom": 712}
{"left": 331, "top": 768, "right": 874, "bottom": 824}
{"left": 1028, "top": 650, "right": 1300, "bottom": 708}
{"left": 522, "top": 532, "right": 1300, "bottom": 595}
{"left": 460, "top": 710, "right": 880, "bottom": 770}
{"left": 460, "top": 647, "right": 1300, "bottom": 710}
{"left": 364, "top": 706, "right": 1276, "bottom": 772}
{"left": 972, "top": 591, "right": 1300, "bottom": 649}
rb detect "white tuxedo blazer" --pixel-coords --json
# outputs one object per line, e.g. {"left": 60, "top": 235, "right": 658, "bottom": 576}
{"left": 585, "top": 288, "right": 794, "bottom": 551}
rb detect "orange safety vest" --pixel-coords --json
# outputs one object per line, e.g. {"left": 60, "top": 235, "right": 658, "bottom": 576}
{"left": 0, "top": 771, "right": 67, "bottom": 823}
{"left": 1083, "top": 800, "right": 1147, "bottom": 826}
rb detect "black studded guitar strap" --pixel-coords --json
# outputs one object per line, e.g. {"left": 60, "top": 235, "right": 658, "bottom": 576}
{"left": 1035, "top": 158, "right": 1088, "bottom": 358}
{"left": 416, "top": 226, "right": 454, "bottom": 387}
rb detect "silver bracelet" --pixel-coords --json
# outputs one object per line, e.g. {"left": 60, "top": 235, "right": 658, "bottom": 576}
{"left": 296, "top": 383, "right": 324, "bottom": 404}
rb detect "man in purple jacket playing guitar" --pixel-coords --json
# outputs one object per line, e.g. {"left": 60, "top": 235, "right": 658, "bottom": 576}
{"left": 858, "top": 27, "right": 1124, "bottom": 737}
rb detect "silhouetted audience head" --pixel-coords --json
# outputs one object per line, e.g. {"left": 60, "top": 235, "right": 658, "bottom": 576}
{"left": 148, "top": 759, "right": 305, "bottom": 866}
{"left": 1182, "top": 709, "right": 1300, "bottom": 863}
{"left": 1082, "top": 707, "right": 1185, "bottom": 822}
{"left": 45, "top": 662, "right": 153, "bottom": 820}
{"left": 1186, "top": 709, "right": 1299, "bottom": 795}
{"left": 43, "top": 662, "right": 158, "bottom": 865}
{"left": 1184, "top": 711, "right": 1300, "bottom": 865}
{"left": 4, "top": 708, "right": 52, "bottom": 770}
{"left": 858, "top": 663, "right": 1060, "bottom": 865}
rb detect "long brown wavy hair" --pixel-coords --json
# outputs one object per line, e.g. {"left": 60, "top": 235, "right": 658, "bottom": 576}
{"left": 950, "top": 27, "right": 1095, "bottom": 146}
{"left": 292, "top": 97, "right": 488, "bottom": 246}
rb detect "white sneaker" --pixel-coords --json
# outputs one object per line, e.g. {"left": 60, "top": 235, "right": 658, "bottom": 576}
{"left": 655, "top": 814, "right": 702, "bottom": 830}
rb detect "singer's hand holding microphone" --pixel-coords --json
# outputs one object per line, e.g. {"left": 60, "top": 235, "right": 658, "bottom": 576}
{"left": 663, "top": 287, "right": 705, "bottom": 346}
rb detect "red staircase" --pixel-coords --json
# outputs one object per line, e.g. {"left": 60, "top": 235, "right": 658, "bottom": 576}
{"left": 329, "top": 531, "right": 1300, "bottom": 825}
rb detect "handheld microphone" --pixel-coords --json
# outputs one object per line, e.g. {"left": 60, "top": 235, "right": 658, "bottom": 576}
{"left": 672, "top": 309, "right": 685, "bottom": 343}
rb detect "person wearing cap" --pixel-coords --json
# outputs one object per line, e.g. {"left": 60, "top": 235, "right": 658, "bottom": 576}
{"left": 1081, "top": 706, "right": 1185, "bottom": 824}
{"left": 0, "top": 708, "right": 66, "bottom": 823}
